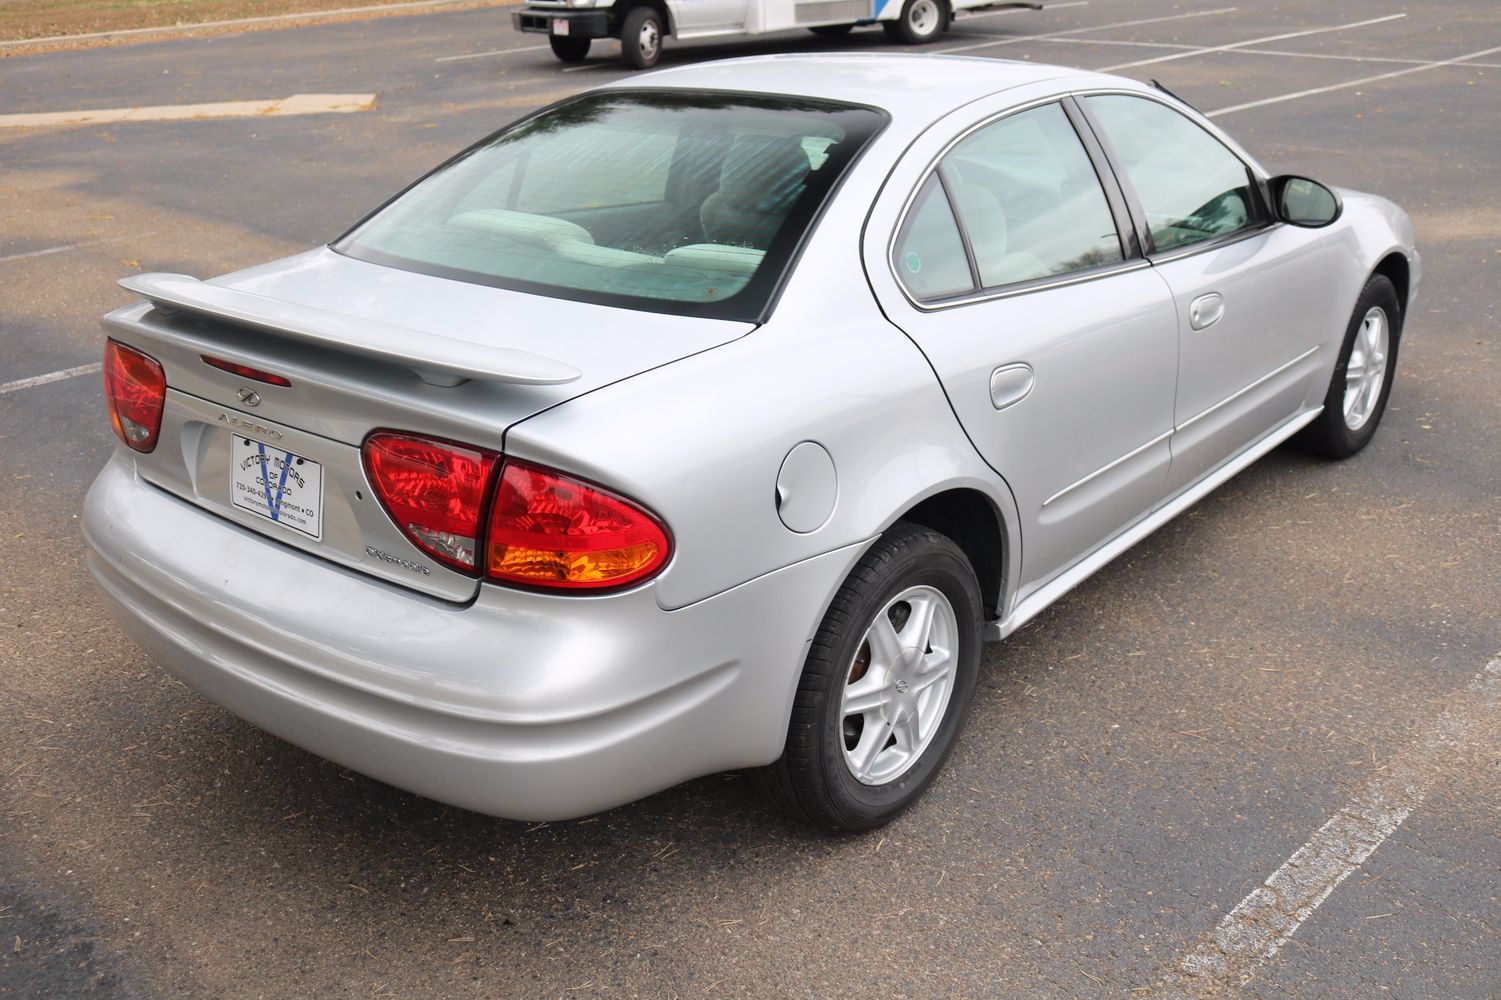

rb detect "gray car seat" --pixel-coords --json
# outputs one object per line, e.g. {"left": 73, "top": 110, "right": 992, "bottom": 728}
{"left": 700, "top": 135, "right": 811, "bottom": 250}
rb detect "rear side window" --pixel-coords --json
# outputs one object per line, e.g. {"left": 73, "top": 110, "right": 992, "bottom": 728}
{"left": 334, "top": 92, "right": 885, "bottom": 322}
{"left": 1084, "top": 94, "right": 1266, "bottom": 253}
{"left": 893, "top": 101, "right": 1124, "bottom": 302}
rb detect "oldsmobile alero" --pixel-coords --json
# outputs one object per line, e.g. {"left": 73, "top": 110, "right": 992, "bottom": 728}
{"left": 84, "top": 55, "right": 1419, "bottom": 831}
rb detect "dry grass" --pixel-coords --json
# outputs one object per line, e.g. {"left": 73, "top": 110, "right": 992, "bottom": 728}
{"left": 0, "top": 0, "right": 500, "bottom": 45}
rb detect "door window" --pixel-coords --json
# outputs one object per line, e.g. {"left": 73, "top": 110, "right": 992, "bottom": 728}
{"left": 943, "top": 102, "right": 1124, "bottom": 288}
{"left": 1084, "top": 94, "right": 1267, "bottom": 253}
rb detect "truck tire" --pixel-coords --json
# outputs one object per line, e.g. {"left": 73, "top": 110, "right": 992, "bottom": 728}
{"left": 883, "top": 0, "right": 946, "bottom": 44}
{"left": 620, "top": 6, "right": 664, "bottom": 69}
{"left": 549, "top": 35, "right": 591, "bottom": 62}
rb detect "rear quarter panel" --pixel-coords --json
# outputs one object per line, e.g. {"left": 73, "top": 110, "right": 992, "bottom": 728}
{"left": 503, "top": 193, "right": 1018, "bottom": 614}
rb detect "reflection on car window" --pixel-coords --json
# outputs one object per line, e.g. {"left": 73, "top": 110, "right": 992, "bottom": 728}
{"left": 942, "top": 102, "right": 1123, "bottom": 287}
{"left": 893, "top": 175, "right": 975, "bottom": 301}
{"left": 1084, "top": 95, "right": 1265, "bottom": 253}
{"left": 334, "top": 92, "right": 884, "bottom": 320}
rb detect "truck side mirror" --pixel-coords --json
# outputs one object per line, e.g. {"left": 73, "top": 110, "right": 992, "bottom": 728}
{"left": 1271, "top": 175, "right": 1342, "bottom": 228}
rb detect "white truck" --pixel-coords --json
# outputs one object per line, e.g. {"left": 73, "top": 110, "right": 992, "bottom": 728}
{"left": 513, "top": 0, "right": 1043, "bottom": 69}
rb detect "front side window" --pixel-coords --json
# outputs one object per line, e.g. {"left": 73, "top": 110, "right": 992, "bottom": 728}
{"left": 892, "top": 102, "right": 1125, "bottom": 302}
{"left": 335, "top": 92, "right": 885, "bottom": 321}
{"left": 1084, "top": 94, "right": 1266, "bottom": 253}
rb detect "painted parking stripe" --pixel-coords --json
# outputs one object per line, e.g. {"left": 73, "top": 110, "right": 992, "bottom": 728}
{"left": 1209, "top": 43, "right": 1501, "bottom": 116}
{"left": 1036, "top": 35, "right": 1501, "bottom": 69}
{"left": 964, "top": 0, "right": 1088, "bottom": 21}
{"left": 0, "top": 0, "right": 509, "bottom": 49}
{"left": 0, "top": 233, "right": 152, "bottom": 265}
{"left": 0, "top": 363, "right": 103, "bottom": 396}
{"left": 1100, "top": 13, "right": 1406, "bottom": 72}
{"left": 0, "top": 94, "right": 377, "bottom": 130}
{"left": 435, "top": 43, "right": 550, "bottom": 62}
{"left": 1149, "top": 654, "right": 1501, "bottom": 997}
{"left": 938, "top": 7, "right": 1238, "bottom": 57}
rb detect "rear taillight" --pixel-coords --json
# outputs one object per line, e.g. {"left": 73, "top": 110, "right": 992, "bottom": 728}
{"left": 362, "top": 432, "right": 498, "bottom": 572}
{"left": 361, "top": 432, "right": 671, "bottom": 590}
{"left": 103, "top": 339, "right": 166, "bottom": 453}
{"left": 485, "top": 461, "right": 671, "bottom": 591}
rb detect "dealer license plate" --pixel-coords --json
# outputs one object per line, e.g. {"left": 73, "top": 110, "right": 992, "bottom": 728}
{"left": 230, "top": 434, "right": 325, "bottom": 540}
{"left": 552, "top": 17, "right": 570, "bottom": 35}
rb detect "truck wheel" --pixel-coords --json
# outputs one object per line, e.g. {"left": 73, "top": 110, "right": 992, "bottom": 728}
{"left": 548, "top": 35, "right": 591, "bottom": 62}
{"left": 620, "top": 6, "right": 664, "bottom": 69}
{"left": 883, "top": 0, "right": 946, "bottom": 44}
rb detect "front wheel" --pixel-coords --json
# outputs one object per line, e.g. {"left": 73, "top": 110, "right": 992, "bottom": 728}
{"left": 1293, "top": 274, "right": 1402, "bottom": 459}
{"left": 548, "top": 34, "right": 591, "bottom": 62}
{"left": 619, "top": 6, "right": 664, "bottom": 69}
{"left": 883, "top": 0, "right": 947, "bottom": 44}
{"left": 753, "top": 522, "right": 983, "bottom": 832}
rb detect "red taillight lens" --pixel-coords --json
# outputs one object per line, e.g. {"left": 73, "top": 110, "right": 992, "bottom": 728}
{"left": 201, "top": 355, "right": 292, "bottom": 386}
{"left": 103, "top": 339, "right": 166, "bottom": 453}
{"left": 485, "top": 461, "right": 671, "bottom": 591}
{"left": 362, "top": 432, "right": 498, "bottom": 573}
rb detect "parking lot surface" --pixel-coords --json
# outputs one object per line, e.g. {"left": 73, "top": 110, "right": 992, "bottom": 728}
{"left": 2, "top": 1, "right": 1498, "bottom": 996}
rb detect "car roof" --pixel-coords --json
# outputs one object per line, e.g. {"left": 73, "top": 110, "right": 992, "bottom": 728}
{"left": 609, "top": 53, "right": 1122, "bottom": 122}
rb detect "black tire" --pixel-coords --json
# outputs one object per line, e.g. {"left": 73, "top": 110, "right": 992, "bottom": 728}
{"left": 808, "top": 24, "right": 854, "bottom": 37}
{"left": 882, "top": 0, "right": 947, "bottom": 44}
{"left": 1294, "top": 274, "right": 1402, "bottom": 459}
{"left": 619, "top": 6, "right": 664, "bottom": 70}
{"left": 548, "top": 34, "right": 591, "bottom": 62}
{"left": 753, "top": 522, "right": 983, "bottom": 832}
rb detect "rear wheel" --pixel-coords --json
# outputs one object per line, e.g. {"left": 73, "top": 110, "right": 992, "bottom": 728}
{"left": 548, "top": 34, "right": 591, "bottom": 62}
{"left": 1294, "top": 274, "right": 1402, "bottom": 459}
{"left": 883, "top": 0, "right": 946, "bottom": 44}
{"left": 753, "top": 522, "right": 983, "bottom": 832}
{"left": 620, "top": 6, "right": 664, "bottom": 69}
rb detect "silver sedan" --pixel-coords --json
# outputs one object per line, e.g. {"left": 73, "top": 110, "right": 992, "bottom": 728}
{"left": 84, "top": 54, "right": 1419, "bottom": 831}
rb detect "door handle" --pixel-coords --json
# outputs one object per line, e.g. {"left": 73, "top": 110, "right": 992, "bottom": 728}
{"left": 989, "top": 363, "right": 1035, "bottom": 411}
{"left": 1190, "top": 292, "right": 1225, "bottom": 331}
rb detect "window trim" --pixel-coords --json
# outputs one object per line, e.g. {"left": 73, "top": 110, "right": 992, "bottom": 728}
{"left": 887, "top": 95, "right": 1141, "bottom": 312}
{"left": 1070, "top": 88, "right": 1278, "bottom": 264}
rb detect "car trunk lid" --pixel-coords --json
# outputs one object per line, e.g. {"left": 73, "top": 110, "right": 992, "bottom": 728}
{"left": 103, "top": 247, "right": 755, "bottom": 601}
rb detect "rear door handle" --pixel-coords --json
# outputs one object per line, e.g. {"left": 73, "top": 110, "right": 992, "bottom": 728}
{"left": 989, "top": 363, "right": 1035, "bottom": 410}
{"left": 1190, "top": 292, "right": 1225, "bottom": 331}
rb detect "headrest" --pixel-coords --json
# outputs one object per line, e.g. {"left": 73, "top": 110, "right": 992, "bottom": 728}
{"left": 717, "top": 135, "right": 810, "bottom": 212}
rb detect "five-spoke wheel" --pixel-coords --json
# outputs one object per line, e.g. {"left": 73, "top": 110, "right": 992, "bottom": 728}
{"left": 754, "top": 522, "right": 982, "bottom": 832}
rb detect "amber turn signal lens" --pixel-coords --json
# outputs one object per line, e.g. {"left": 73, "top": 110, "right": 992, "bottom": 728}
{"left": 485, "top": 461, "right": 670, "bottom": 591}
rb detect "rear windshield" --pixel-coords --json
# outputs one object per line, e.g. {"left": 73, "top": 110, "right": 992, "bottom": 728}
{"left": 334, "top": 91, "right": 885, "bottom": 322}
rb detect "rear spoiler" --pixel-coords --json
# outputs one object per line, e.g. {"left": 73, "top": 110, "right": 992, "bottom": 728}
{"left": 119, "top": 272, "right": 582, "bottom": 388}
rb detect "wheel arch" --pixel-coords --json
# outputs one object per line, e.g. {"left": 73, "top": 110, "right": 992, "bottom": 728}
{"left": 891, "top": 486, "right": 1012, "bottom": 623}
{"left": 1373, "top": 251, "right": 1410, "bottom": 322}
{"left": 612, "top": 0, "right": 674, "bottom": 36}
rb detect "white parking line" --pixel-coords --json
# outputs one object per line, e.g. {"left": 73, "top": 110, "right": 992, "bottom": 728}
{"left": 0, "top": 363, "right": 103, "bottom": 396}
{"left": 0, "top": 94, "right": 377, "bottom": 130}
{"left": 939, "top": 7, "right": 1238, "bottom": 56}
{"left": 0, "top": 233, "right": 150, "bottom": 265}
{"left": 0, "top": 0, "right": 509, "bottom": 49}
{"left": 1099, "top": 13, "right": 1406, "bottom": 72}
{"left": 964, "top": 0, "right": 1088, "bottom": 21}
{"left": 435, "top": 42, "right": 550, "bottom": 62}
{"left": 1038, "top": 34, "right": 1501, "bottom": 71}
{"left": 1149, "top": 654, "right": 1501, "bottom": 997}
{"left": 1209, "top": 42, "right": 1501, "bottom": 116}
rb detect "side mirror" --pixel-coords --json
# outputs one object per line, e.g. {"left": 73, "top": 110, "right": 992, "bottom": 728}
{"left": 1271, "top": 175, "right": 1342, "bottom": 228}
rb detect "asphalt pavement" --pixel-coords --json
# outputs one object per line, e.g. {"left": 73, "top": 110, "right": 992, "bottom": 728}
{"left": 1, "top": 0, "right": 1499, "bottom": 996}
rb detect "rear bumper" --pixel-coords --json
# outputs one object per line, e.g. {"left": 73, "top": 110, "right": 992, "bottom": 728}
{"left": 83, "top": 454, "right": 859, "bottom": 820}
{"left": 512, "top": 8, "right": 613, "bottom": 38}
